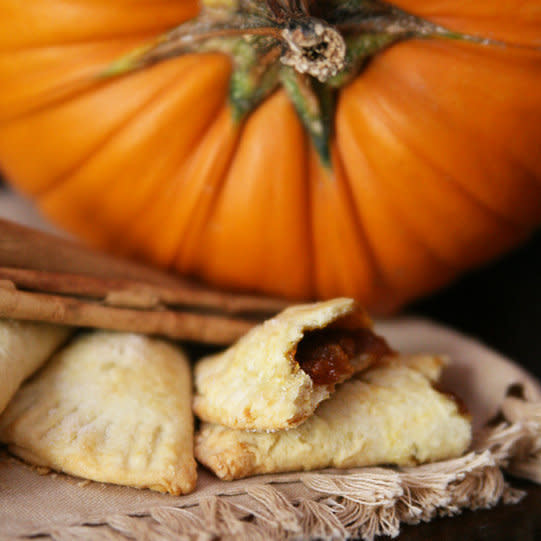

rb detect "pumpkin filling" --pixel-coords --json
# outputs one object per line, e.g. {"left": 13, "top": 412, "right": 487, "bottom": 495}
{"left": 295, "top": 327, "right": 391, "bottom": 385}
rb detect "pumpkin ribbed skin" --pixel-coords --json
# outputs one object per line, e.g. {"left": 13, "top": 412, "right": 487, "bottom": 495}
{"left": 1, "top": 0, "right": 540, "bottom": 312}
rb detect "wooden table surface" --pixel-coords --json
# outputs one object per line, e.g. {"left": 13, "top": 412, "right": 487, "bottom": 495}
{"left": 388, "top": 480, "right": 540, "bottom": 541}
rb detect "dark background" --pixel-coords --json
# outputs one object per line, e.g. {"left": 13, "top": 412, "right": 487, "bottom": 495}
{"left": 408, "top": 230, "right": 541, "bottom": 381}
{"left": 397, "top": 231, "right": 541, "bottom": 539}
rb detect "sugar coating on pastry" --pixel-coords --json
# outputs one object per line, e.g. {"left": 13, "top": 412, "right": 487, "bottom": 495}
{"left": 0, "top": 319, "right": 71, "bottom": 415}
{"left": 193, "top": 298, "right": 391, "bottom": 431}
{"left": 0, "top": 331, "right": 196, "bottom": 495}
{"left": 195, "top": 354, "right": 472, "bottom": 480}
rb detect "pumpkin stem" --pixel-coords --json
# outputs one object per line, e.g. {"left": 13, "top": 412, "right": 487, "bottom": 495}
{"left": 99, "top": 5, "right": 346, "bottom": 84}
{"left": 99, "top": 0, "right": 523, "bottom": 165}
{"left": 280, "top": 18, "right": 346, "bottom": 82}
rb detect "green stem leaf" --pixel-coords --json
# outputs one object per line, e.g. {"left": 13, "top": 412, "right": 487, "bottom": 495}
{"left": 229, "top": 37, "right": 282, "bottom": 121}
{"left": 281, "top": 66, "right": 334, "bottom": 167}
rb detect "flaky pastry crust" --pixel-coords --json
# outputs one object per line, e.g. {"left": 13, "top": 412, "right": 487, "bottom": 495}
{"left": 0, "top": 331, "right": 196, "bottom": 495}
{"left": 0, "top": 319, "right": 70, "bottom": 415}
{"left": 193, "top": 298, "right": 380, "bottom": 431}
{"left": 195, "top": 354, "right": 472, "bottom": 480}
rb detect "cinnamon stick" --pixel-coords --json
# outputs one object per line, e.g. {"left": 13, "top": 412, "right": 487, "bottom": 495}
{"left": 0, "top": 266, "right": 288, "bottom": 314}
{"left": 0, "top": 218, "right": 292, "bottom": 343}
{"left": 0, "top": 219, "right": 289, "bottom": 313}
{"left": 0, "top": 286, "right": 255, "bottom": 344}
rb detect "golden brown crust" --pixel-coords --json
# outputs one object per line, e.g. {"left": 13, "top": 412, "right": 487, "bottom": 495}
{"left": 0, "top": 319, "right": 71, "bottom": 415}
{"left": 195, "top": 354, "right": 472, "bottom": 480}
{"left": 0, "top": 331, "right": 197, "bottom": 495}
{"left": 193, "top": 298, "right": 381, "bottom": 431}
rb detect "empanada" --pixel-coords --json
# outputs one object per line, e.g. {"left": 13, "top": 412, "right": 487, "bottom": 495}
{"left": 194, "top": 298, "right": 391, "bottom": 431}
{"left": 195, "top": 355, "right": 472, "bottom": 480}
{"left": 0, "top": 331, "right": 196, "bottom": 495}
{"left": 0, "top": 319, "right": 71, "bottom": 415}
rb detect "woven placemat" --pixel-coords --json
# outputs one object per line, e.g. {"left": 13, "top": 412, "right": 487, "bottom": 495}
{"left": 1, "top": 318, "right": 540, "bottom": 541}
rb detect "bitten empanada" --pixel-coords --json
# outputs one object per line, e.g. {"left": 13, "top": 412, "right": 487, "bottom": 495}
{"left": 0, "top": 319, "right": 71, "bottom": 415}
{"left": 194, "top": 298, "right": 391, "bottom": 431}
{"left": 195, "top": 355, "right": 472, "bottom": 480}
{"left": 0, "top": 331, "right": 196, "bottom": 495}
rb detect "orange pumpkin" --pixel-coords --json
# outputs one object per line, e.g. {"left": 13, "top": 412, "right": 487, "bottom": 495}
{"left": 1, "top": 0, "right": 540, "bottom": 313}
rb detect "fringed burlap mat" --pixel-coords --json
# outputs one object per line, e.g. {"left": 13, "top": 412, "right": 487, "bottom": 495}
{"left": 1, "top": 318, "right": 540, "bottom": 541}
